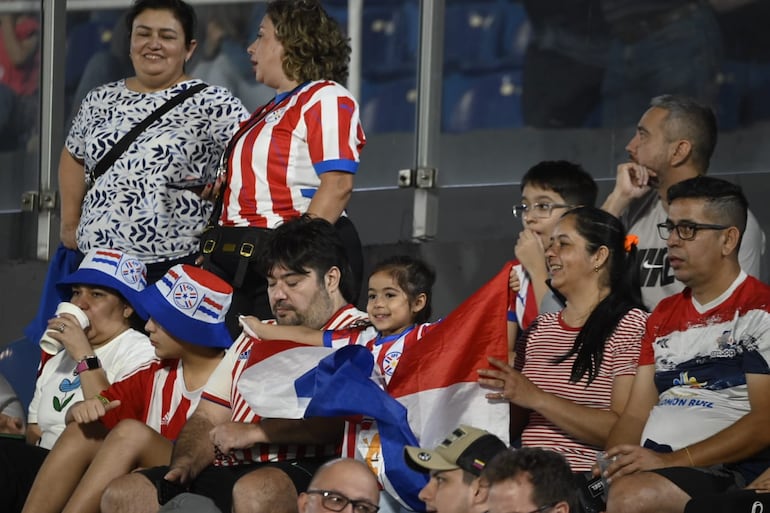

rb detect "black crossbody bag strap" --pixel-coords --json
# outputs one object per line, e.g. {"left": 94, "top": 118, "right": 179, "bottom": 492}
{"left": 90, "top": 82, "right": 208, "bottom": 184}
{"left": 204, "top": 81, "right": 310, "bottom": 226}
{"left": 204, "top": 97, "right": 278, "bottom": 227}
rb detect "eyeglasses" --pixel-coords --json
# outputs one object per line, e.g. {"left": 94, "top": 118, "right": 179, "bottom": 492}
{"left": 521, "top": 502, "right": 558, "bottom": 513}
{"left": 656, "top": 221, "right": 730, "bottom": 241}
{"left": 505, "top": 502, "right": 558, "bottom": 513}
{"left": 512, "top": 203, "right": 573, "bottom": 219}
{"left": 305, "top": 490, "right": 380, "bottom": 513}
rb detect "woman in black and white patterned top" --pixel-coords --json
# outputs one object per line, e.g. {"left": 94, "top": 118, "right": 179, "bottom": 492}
{"left": 59, "top": 0, "right": 249, "bottom": 282}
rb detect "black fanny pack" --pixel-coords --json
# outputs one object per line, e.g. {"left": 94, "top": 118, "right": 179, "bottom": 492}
{"left": 200, "top": 226, "right": 269, "bottom": 288}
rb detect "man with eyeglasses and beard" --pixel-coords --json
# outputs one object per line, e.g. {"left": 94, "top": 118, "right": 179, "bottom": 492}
{"left": 599, "top": 176, "right": 770, "bottom": 513}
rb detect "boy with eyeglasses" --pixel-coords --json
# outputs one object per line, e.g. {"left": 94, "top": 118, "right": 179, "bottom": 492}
{"left": 508, "top": 161, "right": 597, "bottom": 354}
{"left": 482, "top": 447, "right": 576, "bottom": 513}
{"left": 599, "top": 176, "right": 770, "bottom": 513}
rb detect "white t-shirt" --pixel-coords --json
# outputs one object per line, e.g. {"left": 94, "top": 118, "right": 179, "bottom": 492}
{"left": 27, "top": 328, "right": 155, "bottom": 449}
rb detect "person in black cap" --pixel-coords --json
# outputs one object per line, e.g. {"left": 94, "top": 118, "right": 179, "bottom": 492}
{"left": 404, "top": 424, "right": 508, "bottom": 513}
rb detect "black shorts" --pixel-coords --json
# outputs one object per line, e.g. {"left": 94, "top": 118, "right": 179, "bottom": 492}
{"left": 684, "top": 490, "right": 770, "bottom": 513}
{"left": 651, "top": 465, "right": 745, "bottom": 498}
{"left": 139, "top": 458, "right": 328, "bottom": 513}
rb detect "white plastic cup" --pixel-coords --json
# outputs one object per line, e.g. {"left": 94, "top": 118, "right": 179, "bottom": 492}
{"left": 39, "top": 302, "right": 90, "bottom": 355}
{"left": 596, "top": 451, "right": 615, "bottom": 502}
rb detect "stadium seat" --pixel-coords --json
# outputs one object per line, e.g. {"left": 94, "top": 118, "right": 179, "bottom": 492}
{"left": 499, "top": 0, "right": 531, "bottom": 69}
{"left": 65, "top": 15, "right": 119, "bottom": 92}
{"left": 323, "top": 0, "right": 349, "bottom": 32}
{"left": 444, "top": 0, "right": 508, "bottom": 72}
{"left": 360, "top": 76, "right": 417, "bottom": 133}
{"left": 0, "top": 337, "right": 41, "bottom": 411}
{"left": 443, "top": 70, "right": 524, "bottom": 133}
{"left": 362, "top": 2, "right": 417, "bottom": 78}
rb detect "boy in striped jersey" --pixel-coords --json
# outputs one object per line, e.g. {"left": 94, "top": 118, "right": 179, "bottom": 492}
{"left": 101, "top": 216, "right": 367, "bottom": 513}
{"left": 21, "top": 265, "right": 234, "bottom": 513}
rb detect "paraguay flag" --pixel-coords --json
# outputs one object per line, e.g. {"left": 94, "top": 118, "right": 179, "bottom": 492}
{"left": 239, "top": 264, "right": 512, "bottom": 510}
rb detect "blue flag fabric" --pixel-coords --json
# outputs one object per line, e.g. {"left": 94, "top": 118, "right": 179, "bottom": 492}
{"left": 23, "top": 244, "right": 83, "bottom": 344}
{"left": 302, "top": 345, "right": 428, "bottom": 512}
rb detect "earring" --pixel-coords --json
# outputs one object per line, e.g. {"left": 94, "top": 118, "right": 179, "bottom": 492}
{"left": 594, "top": 265, "right": 600, "bottom": 273}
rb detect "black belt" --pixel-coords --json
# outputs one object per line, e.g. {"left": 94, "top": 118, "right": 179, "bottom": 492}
{"left": 611, "top": 2, "right": 701, "bottom": 44}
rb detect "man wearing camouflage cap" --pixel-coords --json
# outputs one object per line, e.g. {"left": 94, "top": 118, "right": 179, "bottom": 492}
{"left": 404, "top": 425, "right": 508, "bottom": 513}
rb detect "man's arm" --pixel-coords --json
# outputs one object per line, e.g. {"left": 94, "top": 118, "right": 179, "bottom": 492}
{"left": 260, "top": 417, "right": 344, "bottom": 445}
{"left": 58, "top": 148, "right": 86, "bottom": 249}
{"left": 602, "top": 163, "right": 656, "bottom": 217}
{"left": 674, "top": 373, "right": 770, "bottom": 467}
{"left": 606, "top": 364, "right": 658, "bottom": 448}
{"left": 210, "top": 416, "right": 345, "bottom": 454}
{"left": 164, "top": 399, "right": 231, "bottom": 485}
{"left": 738, "top": 209, "right": 764, "bottom": 278}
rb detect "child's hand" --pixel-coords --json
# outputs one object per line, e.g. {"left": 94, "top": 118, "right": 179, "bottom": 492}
{"left": 514, "top": 229, "right": 546, "bottom": 273}
{"left": 238, "top": 315, "right": 264, "bottom": 339}
{"left": 68, "top": 397, "right": 121, "bottom": 424}
{"left": 509, "top": 267, "right": 521, "bottom": 293}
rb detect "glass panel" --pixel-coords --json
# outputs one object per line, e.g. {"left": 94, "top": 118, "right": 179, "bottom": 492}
{"left": 435, "top": 0, "right": 770, "bottom": 189}
{"left": 326, "top": 0, "right": 418, "bottom": 190}
{"left": 0, "top": 1, "right": 42, "bottom": 261}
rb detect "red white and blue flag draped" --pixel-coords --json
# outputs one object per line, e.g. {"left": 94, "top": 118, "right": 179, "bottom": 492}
{"left": 238, "top": 264, "right": 512, "bottom": 511}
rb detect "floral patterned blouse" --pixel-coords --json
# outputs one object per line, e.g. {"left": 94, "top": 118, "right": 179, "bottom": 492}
{"left": 66, "top": 79, "right": 249, "bottom": 263}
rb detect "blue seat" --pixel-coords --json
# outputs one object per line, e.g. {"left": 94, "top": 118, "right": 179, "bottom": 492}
{"left": 360, "top": 77, "right": 416, "bottom": 133}
{"left": 443, "top": 70, "right": 524, "bottom": 133}
{"left": 0, "top": 337, "right": 41, "bottom": 411}
{"left": 444, "top": 0, "right": 508, "bottom": 73}
{"left": 715, "top": 60, "right": 770, "bottom": 130}
{"left": 499, "top": 1, "right": 531, "bottom": 69}
{"left": 65, "top": 17, "right": 119, "bottom": 91}
{"left": 362, "top": 2, "right": 416, "bottom": 78}
{"left": 323, "top": 0, "right": 349, "bottom": 33}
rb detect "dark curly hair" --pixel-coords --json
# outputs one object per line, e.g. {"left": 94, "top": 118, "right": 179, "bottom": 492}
{"left": 265, "top": 0, "right": 351, "bottom": 83}
{"left": 256, "top": 215, "right": 355, "bottom": 304}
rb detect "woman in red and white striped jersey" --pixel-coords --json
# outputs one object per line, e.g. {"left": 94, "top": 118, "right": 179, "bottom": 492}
{"left": 203, "top": 0, "right": 365, "bottom": 337}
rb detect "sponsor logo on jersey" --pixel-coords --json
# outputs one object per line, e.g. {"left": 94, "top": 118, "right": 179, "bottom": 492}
{"left": 382, "top": 351, "right": 401, "bottom": 376}
{"left": 638, "top": 248, "right": 675, "bottom": 288}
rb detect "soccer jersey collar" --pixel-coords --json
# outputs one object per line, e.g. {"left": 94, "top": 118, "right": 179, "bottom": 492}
{"left": 273, "top": 81, "right": 310, "bottom": 104}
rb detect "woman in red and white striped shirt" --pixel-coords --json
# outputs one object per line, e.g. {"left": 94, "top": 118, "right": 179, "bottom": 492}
{"left": 203, "top": 0, "right": 366, "bottom": 337}
{"left": 479, "top": 206, "right": 649, "bottom": 471}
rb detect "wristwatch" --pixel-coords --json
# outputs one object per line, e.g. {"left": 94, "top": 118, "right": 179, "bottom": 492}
{"left": 74, "top": 355, "right": 101, "bottom": 375}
